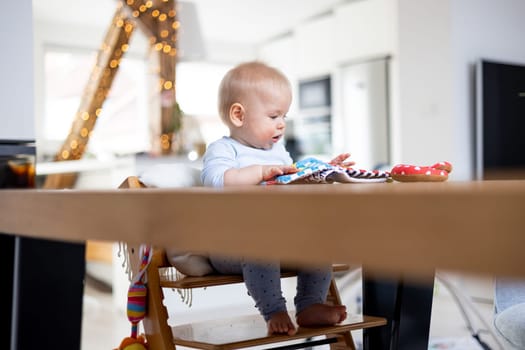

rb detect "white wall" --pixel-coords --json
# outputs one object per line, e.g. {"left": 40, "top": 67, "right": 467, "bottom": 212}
{"left": 0, "top": 0, "right": 35, "bottom": 140}
{"left": 293, "top": 13, "right": 336, "bottom": 78}
{"left": 265, "top": 0, "right": 397, "bottom": 79}
{"left": 397, "top": 0, "right": 455, "bottom": 172}
{"left": 333, "top": 0, "right": 397, "bottom": 64}
{"left": 398, "top": 0, "right": 525, "bottom": 180}
{"left": 258, "top": 35, "right": 299, "bottom": 118}
{"left": 450, "top": 0, "right": 525, "bottom": 180}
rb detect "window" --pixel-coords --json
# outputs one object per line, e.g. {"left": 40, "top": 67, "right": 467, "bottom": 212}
{"left": 43, "top": 50, "right": 233, "bottom": 159}
{"left": 176, "top": 61, "right": 231, "bottom": 146}
{"left": 43, "top": 49, "right": 150, "bottom": 158}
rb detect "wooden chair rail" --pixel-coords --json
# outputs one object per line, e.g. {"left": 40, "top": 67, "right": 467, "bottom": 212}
{"left": 160, "top": 264, "right": 351, "bottom": 289}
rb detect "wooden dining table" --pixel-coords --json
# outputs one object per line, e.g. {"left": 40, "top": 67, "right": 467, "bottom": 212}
{"left": 1, "top": 179, "right": 524, "bottom": 349}
{"left": 1, "top": 179, "right": 524, "bottom": 277}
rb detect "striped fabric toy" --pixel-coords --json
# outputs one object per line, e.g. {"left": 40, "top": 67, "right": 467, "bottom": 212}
{"left": 116, "top": 245, "right": 152, "bottom": 350}
{"left": 127, "top": 283, "right": 147, "bottom": 338}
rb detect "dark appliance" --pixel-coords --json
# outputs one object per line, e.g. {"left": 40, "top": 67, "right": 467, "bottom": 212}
{"left": 1, "top": 141, "right": 85, "bottom": 350}
{"left": 476, "top": 59, "right": 525, "bottom": 179}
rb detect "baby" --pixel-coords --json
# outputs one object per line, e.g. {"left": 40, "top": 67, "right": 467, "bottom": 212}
{"left": 201, "top": 61, "right": 349, "bottom": 335}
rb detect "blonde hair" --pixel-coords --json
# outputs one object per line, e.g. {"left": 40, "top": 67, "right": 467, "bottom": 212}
{"left": 217, "top": 61, "right": 291, "bottom": 125}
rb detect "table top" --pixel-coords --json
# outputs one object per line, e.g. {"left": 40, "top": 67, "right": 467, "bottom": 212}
{"left": 1, "top": 180, "right": 524, "bottom": 280}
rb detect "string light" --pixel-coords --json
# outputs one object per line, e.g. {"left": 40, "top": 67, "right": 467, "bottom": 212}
{"left": 160, "top": 133, "right": 171, "bottom": 150}
{"left": 49, "top": 0, "right": 180, "bottom": 170}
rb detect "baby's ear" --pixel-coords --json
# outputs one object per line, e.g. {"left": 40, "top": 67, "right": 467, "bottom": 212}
{"left": 229, "top": 103, "right": 244, "bottom": 127}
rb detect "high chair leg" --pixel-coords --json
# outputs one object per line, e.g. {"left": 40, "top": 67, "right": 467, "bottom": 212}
{"left": 327, "top": 277, "right": 356, "bottom": 350}
{"left": 143, "top": 249, "right": 175, "bottom": 350}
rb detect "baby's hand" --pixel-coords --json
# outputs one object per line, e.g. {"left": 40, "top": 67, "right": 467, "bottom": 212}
{"left": 329, "top": 153, "right": 355, "bottom": 168}
{"left": 262, "top": 165, "right": 298, "bottom": 181}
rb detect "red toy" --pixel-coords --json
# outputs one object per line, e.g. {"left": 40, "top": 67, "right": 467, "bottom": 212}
{"left": 390, "top": 161, "right": 453, "bottom": 182}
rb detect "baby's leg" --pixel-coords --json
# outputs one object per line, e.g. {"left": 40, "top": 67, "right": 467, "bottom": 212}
{"left": 295, "top": 267, "right": 347, "bottom": 327}
{"left": 241, "top": 260, "right": 296, "bottom": 335}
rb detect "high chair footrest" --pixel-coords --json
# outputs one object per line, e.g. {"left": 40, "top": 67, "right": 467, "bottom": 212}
{"left": 171, "top": 313, "right": 386, "bottom": 350}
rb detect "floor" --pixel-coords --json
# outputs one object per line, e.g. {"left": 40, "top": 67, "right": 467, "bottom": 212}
{"left": 81, "top": 266, "right": 506, "bottom": 350}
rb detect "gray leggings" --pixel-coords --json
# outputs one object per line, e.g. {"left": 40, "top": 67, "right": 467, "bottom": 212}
{"left": 209, "top": 255, "right": 332, "bottom": 321}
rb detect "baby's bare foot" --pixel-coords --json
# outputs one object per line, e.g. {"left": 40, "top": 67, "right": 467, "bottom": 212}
{"left": 296, "top": 304, "right": 347, "bottom": 327}
{"left": 267, "top": 311, "right": 297, "bottom": 336}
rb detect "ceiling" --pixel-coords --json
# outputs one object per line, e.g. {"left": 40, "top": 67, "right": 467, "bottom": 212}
{"left": 32, "top": 0, "right": 351, "bottom": 47}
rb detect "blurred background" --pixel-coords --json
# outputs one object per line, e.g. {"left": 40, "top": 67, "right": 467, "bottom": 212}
{"left": 27, "top": 0, "right": 525, "bottom": 349}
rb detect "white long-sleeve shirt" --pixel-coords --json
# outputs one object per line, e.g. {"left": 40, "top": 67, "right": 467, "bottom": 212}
{"left": 201, "top": 136, "right": 293, "bottom": 187}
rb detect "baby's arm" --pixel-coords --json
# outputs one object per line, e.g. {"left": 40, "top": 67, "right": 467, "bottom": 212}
{"left": 224, "top": 165, "right": 297, "bottom": 185}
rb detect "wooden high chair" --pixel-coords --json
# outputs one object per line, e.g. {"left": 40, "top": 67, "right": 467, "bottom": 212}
{"left": 119, "top": 176, "right": 386, "bottom": 350}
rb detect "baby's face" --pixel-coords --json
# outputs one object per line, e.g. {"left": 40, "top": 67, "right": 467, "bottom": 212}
{"left": 236, "top": 87, "right": 292, "bottom": 150}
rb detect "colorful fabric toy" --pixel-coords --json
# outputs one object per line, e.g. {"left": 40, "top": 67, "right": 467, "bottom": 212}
{"left": 264, "top": 157, "right": 391, "bottom": 185}
{"left": 115, "top": 245, "right": 152, "bottom": 350}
